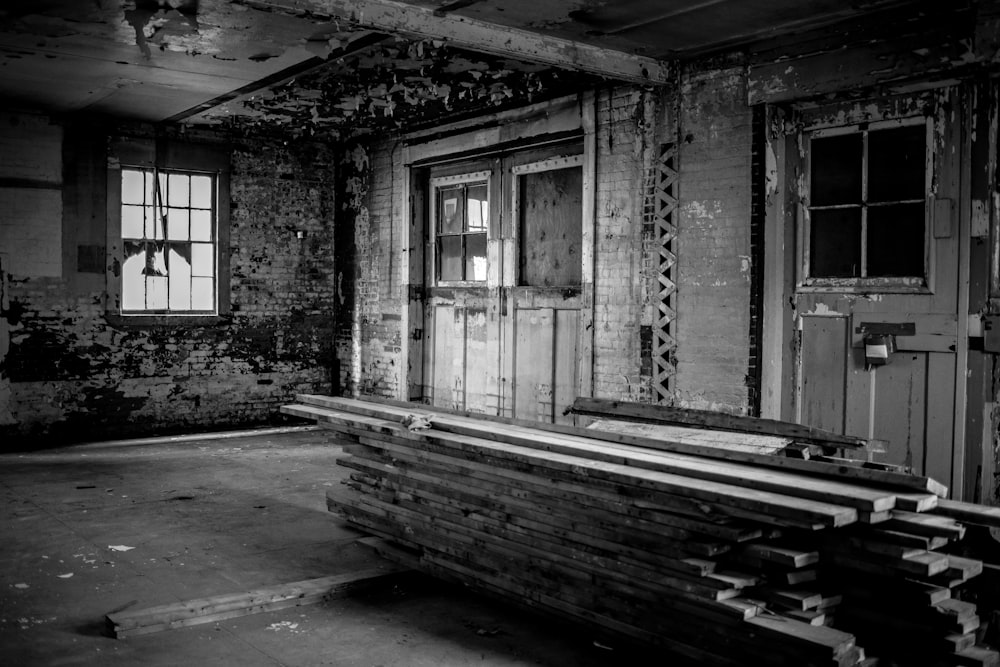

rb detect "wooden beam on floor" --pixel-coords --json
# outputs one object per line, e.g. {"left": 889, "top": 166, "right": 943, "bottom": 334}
{"left": 242, "top": 0, "right": 671, "bottom": 84}
{"left": 106, "top": 565, "right": 410, "bottom": 638}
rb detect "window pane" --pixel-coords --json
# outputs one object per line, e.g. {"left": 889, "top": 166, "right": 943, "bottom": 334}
{"left": 191, "top": 277, "right": 214, "bottom": 311}
{"left": 466, "top": 184, "right": 488, "bottom": 232}
{"left": 438, "top": 187, "right": 464, "bottom": 235}
{"left": 168, "top": 246, "right": 192, "bottom": 311}
{"left": 147, "top": 275, "right": 168, "bottom": 310}
{"left": 191, "top": 175, "right": 213, "bottom": 209}
{"left": 122, "top": 243, "right": 146, "bottom": 311}
{"left": 168, "top": 173, "right": 190, "bottom": 207}
{"left": 148, "top": 242, "right": 168, "bottom": 277}
{"left": 811, "top": 134, "right": 862, "bottom": 206}
{"left": 465, "top": 233, "right": 487, "bottom": 281}
{"left": 518, "top": 167, "right": 583, "bottom": 287}
{"left": 156, "top": 172, "right": 168, "bottom": 207}
{"left": 190, "top": 210, "right": 213, "bottom": 242}
{"left": 868, "top": 125, "right": 925, "bottom": 203}
{"left": 122, "top": 205, "right": 145, "bottom": 238}
{"left": 122, "top": 169, "right": 145, "bottom": 205}
{"left": 809, "top": 208, "right": 862, "bottom": 278}
{"left": 145, "top": 206, "right": 158, "bottom": 239}
{"left": 438, "top": 235, "right": 462, "bottom": 281}
{"left": 191, "top": 243, "right": 214, "bottom": 277}
{"left": 867, "top": 203, "right": 925, "bottom": 277}
{"left": 167, "top": 208, "right": 189, "bottom": 241}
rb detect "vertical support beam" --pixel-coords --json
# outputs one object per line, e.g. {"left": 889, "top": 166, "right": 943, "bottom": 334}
{"left": 578, "top": 91, "right": 596, "bottom": 401}
{"left": 953, "top": 85, "right": 973, "bottom": 498}
{"left": 760, "top": 106, "right": 797, "bottom": 421}
{"left": 399, "top": 145, "right": 415, "bottom": 401}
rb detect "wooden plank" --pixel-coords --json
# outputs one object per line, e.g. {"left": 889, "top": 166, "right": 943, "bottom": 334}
{"left": 105, "top": 566, "right": 409, "bottom": 638}
{"left": 570, "top": 396, "right": 866, "bottom": 449}
{"left": 931, "top": 498, "right": 1000, "bottom": 528}
{"left": 292, "top": 394, "right": 949, "bottom": 496}
{"left": 288, "top": 404, "right": 859, "bottom": 528}
{"left": 286, "top": 401, "right": 893, "bottom": 514}
{"left": 881, "top": 511, "right": 966, "bottom": 540}
{"left": 588, "top": 418, "right": 790, "bottom": 456}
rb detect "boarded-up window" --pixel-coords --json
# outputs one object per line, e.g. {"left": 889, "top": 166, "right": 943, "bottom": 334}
{"left": 120, "top": 168, "right": 217, "bottom": 312}
{"left": 518, "top": 166, "right": 583, "bottom": 287}
{"left": 807, "top": 122, "right": 927, "bottom": 281}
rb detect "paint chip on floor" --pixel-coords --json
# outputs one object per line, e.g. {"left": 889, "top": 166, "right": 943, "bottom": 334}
{"left": 108, "top": 545, "right": 135, "bottom": 552}
{"left": 57, "top": 573, "right": 73, "bottom": 578}
{"left": 13, "top": 583, "right": 29, "bottom": 589}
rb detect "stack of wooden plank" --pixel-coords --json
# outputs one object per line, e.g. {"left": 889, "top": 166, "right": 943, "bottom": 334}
{"left": 281, "top": 394, "right": 1000, "bottom": 667}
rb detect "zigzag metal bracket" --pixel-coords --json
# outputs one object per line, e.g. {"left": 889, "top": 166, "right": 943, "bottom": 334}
{"left": 643, "top": 142, "right": 679, "bottom": 404}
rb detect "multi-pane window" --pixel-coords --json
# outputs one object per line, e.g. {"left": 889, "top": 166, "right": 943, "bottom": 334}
{"left": 806, "top": 120, "right": 928, "bottom": 282}
{"left": 435, "top": 179, "right": 488, "bottom": 283}
{"left": 119, "top": 167, "right": 216, "bottom": 313}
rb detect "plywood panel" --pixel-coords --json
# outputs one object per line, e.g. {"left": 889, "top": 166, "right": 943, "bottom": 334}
{"left": 553, "top": 309, "right": 579, "bottom": 425}
{"left": 925, "top": 352, "right": 956, "bottom": 487}
{"left": 513, "top": 308, "right": 554, "bottom": 422}
{"left": 871, "top": 352, "right": 927, "bottom": 471}
{"left": 799, "top": 316, "right": 847, "bottom": 433}
{"left": 518, "top": 167, "right": 583, "bottom": 287}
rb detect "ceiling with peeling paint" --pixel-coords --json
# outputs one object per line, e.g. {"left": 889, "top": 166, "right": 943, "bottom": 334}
{"left": 0, "top": 0, "right": 934, "bottom": 138}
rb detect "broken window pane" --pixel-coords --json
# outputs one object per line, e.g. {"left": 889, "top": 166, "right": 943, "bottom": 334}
{"left": 190, "top": 210, "right": 212, "bottom": 242}
{"left": 811, "top": 134, "right": 862, "bottom": 206}
{"left": 191, "top": 243, "right": 213, "bottom": 277}
{"left": 168, "top": 173, "right": 189, "bottom": 207}
{"left": 465, "top": 233, "right": 487, "bottom": 281}
{"left": 168, "top": 246, "right": 192, "bottom": 311}
{"left": 466, "top": 184, "right": 488, "bottom": 231}
{"left": 438, "top": 187, "right": 464, "bottom": 235}
{"left": 120, "top": 167, "right": 219, "bottom": 314}
{"left": 191, "top": 277, "right": 214, "bottom": 311}
{"left": 122, "top": 205, "right": 145, "bottom": 239}
{"left": 167, "top": 208, "right": 189, "bottom": 241}
{"left": 518, "top": 167, "right": 583, "bottom": 287}
{"left": 191, "top": 175, "right": 212, "bottom": 209}
{"left": 867, "top": 203, "right": 924, "bottom": 276}
{"left": 868, "top": 125, "right": 925, "bottom": 203}
{"left": 438, "top": 236, "right": 462, "bottom": 281}
{"left": 810, "top": 208, "right": 862, "bottom": 278}
{"left": 122, "top": 243, "right": 146, "bottom": 311}
{"left": 122, "top": 169, "right": 145, "bottom": 205}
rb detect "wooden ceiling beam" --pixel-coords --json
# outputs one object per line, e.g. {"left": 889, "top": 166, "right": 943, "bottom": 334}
{"left": 241, "top": 0, "right": 671, "bottom": 85}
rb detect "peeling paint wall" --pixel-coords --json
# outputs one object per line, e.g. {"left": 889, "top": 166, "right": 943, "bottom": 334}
{"left": 674, "top": 63, "right": 753, "bottom": 414}
{"left": 0, "top": 112, "right": 338, "bottom": 446}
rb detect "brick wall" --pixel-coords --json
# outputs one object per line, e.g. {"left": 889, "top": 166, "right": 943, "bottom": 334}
{"left": 592, "top": 87, "right": 654, "bottom": 402}
{"left": 0, "top": 113, "right": 339, "bottom": 446}
{"left": 674, "top": 64, "right": 754, "bottom": 414}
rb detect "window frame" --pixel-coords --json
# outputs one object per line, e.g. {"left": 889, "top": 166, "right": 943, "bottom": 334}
{"left": 106, "top": 139, "right": 230, "bottom": 326}
{"left": 430, "top": 170, "right": 492, "bottom": 287}
{"left": 798, "top": 115, "right": 933, "bottom": 294}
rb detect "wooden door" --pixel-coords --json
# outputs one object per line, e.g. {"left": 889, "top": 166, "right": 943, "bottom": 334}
{"left": 788, "top": 88, "right": 964, "bottom": 485}
{"left": 421, "top": 142, "right": 590, "bottom": 424}
{"left": 501, "top": 148, "right": 587, "bottom": 423}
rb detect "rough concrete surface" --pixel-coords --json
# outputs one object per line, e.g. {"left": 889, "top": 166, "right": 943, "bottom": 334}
{"left": 0, "top": 427, "right": 640, "bottom": 666}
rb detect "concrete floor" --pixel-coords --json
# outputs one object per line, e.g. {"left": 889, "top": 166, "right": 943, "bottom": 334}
{"left": 0, "top": 426, "right": 648, "bottom": 666}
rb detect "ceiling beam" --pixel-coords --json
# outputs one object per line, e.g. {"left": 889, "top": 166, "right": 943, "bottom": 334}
{"left": 240, "top": 0, "right": 671, "bottom": 85}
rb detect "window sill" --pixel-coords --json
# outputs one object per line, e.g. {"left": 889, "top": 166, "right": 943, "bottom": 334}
{"left": 796, "top": 280, "right": 931, "bottom": 295}
{"left": 104, "top": 313, "right": 231, "bottom": 328}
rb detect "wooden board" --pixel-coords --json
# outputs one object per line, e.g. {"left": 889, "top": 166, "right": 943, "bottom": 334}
{"left": 106, "top": 566, "right": 408, "bottom": 638}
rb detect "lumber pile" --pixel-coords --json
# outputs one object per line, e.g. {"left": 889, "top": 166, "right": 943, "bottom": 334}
{"left": 282, "top": 394, "right": 1000, "bottom": 667}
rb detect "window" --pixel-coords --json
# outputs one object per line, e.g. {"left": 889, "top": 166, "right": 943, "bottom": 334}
{"left": 432, "top": 172, "right": 489, "bottom": 283}
{"left": 106, "top": 139, "right": 230, "bottom": 323}
{"left": 804, "top": 119, "right": 929, "bottom": 286}
{"left": 120, "top": 168, "right": 217, "bottom": 313}
{"left": 515, "top": 161, "right": 583, "bottom": 287}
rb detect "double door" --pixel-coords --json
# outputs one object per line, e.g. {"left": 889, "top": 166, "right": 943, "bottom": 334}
{"left": 421, "top": 142, "right": 589, "bottom": 423}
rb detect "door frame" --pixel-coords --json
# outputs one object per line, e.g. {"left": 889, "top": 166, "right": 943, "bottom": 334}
{"left": 760, "top": 85, "right": 974, "bottom": 497}
{"left": 398, "top": 92, "right": 596, "bottom": 410}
